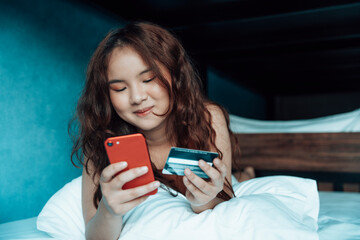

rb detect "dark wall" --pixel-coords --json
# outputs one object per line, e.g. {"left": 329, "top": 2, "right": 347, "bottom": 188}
{"left": 274, "top": 92, "right": 360, "bottom": 120}
{"left": 207, "top": 67, "right": 267, "bottom": 119}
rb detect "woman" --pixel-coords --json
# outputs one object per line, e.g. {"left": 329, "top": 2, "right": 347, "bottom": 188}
{"left": 71, "top": 21, "right": 245, "bottom": 239}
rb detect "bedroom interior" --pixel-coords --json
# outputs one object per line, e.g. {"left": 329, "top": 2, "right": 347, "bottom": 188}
{"left": 83, "top": 0, "right": 360, "bottom": 120}
{"left": 0, "top": 0, "right": 359, "bottom": 239}
{"left": 81, "top": 0, "right": 360, "bottom": 191}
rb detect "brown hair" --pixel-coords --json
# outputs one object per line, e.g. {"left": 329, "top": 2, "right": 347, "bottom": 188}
{"left": 70, "top": 22, "right": 240, "bottom": 208}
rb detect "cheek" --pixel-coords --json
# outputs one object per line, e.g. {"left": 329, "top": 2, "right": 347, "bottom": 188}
{"left": 109, "top": 92, "right": 128, "bottom": 112}
{"left": 152, "top": 84, "right": 169, "bottom": 101}
{"left": 155, "top": 88, "right": 170, "bottom": 109}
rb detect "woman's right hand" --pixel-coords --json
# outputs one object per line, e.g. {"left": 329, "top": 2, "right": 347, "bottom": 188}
{"left": 99, "top": 161, "right": 160, "bottom": 217}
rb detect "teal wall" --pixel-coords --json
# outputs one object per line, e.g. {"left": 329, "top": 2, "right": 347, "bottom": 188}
{"left": 0, "top": 0, "right": 124, "bottom": 223}
{"left": 0, "top": 0, "right": 266, "bottom": 224}
{"left": 208, "top": 67, "right": 267, "bottom": 119}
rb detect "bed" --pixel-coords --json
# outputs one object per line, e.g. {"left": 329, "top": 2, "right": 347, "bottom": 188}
{"left": 230, "top": 109, "right": 360, "bottom": 240}
{"left": 1, "top": 109, "right": 360, "bottom": 240}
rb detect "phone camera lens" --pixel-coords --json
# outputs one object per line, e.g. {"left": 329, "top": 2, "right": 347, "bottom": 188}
{"left": 107, "top": 141, "right": 113, "bottom": 147}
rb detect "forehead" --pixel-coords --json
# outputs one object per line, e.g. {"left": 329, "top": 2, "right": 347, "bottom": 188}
{"left": 107, "top": 46, "right": 173, "bottom": 86}
{"left": 107, "top": 47, "right": 149, "bottom": 79}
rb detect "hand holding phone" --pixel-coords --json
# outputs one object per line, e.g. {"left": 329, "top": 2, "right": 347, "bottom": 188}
{"left": 104, "top": 133, "right": 158, "bottom": 195}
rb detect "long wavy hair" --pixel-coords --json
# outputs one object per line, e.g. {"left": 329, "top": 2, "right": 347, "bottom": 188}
{"left": 70, "top": 22, "right": 240, "bottom": 208}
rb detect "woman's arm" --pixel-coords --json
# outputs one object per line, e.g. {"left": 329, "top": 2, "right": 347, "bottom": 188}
{"left": 83, "top": 160, "right": 160, "bottom": 240}
{"left": 183, "top": 104, "right": 233, "bottom": 213}
{"left": 207, "top": 104, "right": 233, "bottom": 194}
{"left": 82, "top": 162, "right": 123, "bottom": 240}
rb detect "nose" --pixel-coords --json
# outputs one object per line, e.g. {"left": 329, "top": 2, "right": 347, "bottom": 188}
{"left": 129, "top": 85, "right": 148, "bottom": 105}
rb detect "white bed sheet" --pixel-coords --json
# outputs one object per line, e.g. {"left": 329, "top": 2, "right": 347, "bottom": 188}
{"left": 318, "top": 192, "right": 360, "bottom": 240}
{"left": 0, "top": 217, "right": 51, "bottom": 240}
{"left": 1, "top": 192, "right": 359, "bottom": 239}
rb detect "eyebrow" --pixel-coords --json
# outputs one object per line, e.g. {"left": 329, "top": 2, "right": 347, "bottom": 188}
{"left": 108, "top": 68, "right": 152, "bottom": 85}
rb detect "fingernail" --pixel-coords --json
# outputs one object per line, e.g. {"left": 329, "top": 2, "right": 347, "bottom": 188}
{"left": 120, "top": 162, "right": 127, "bottom": 167}
{"left": 199, "top": 160, "right": 205, "bottom": 166}
{"left": 184, "top": 168, "right": 191, "bottom": 175}
{"left": 214, "top": 159, "right": 220, "bottom": 164}
{"left": 140, "top": 166, "right": 148, "bottom": 172}
{"left": 153, "top": 181, "right": 160, "bottom": 188}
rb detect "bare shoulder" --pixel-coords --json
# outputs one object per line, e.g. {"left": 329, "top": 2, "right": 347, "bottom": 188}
{"left": 205, "top": 103, "right": 233, "bottom": 184}
{"left": 205, "top": 103, "right": 231, "bottom": 147}
{"left": 205, "top": 103, "right": 228, "bottom": 129}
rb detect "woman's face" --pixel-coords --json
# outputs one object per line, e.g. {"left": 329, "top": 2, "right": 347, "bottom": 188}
{"left": 107, "top": 46, "right": 171, "bottom": 133}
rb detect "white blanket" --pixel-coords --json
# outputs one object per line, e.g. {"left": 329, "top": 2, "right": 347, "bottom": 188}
{"left": 121, "top": 175, "right": 319, "bottom": 240}
{"left": 37, "top": 176, "right": 319, "bottom": 240}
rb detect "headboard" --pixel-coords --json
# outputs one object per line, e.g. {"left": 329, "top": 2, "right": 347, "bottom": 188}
{"left": 233, "top": 133, "right": 360, "bottom": 192}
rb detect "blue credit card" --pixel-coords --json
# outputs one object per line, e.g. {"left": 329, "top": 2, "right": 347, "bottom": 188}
{"left": 162, "top": 147, "right": 219, "bottom": 178}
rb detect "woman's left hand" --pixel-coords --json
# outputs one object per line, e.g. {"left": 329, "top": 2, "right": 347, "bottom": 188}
{"left": 183, "top": 158, "right": 227, "bottom": 207}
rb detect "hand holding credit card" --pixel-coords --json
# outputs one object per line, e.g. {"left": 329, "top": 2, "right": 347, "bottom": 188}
{"left": 162, "top": 147, "right": 219, "bottom": 178}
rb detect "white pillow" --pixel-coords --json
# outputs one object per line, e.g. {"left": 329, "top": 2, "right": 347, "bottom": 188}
{"left": 37, "top": 175, "right": 319, "bottom": 240}
{"left": 37, "top": 176, "right": 85, "bottom": 239}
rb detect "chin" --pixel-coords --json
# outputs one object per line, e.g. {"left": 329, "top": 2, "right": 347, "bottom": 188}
{"left": 137, "top": 125, "right": 160, "bottom": 132}
{"left": 137, "top": 121, "right": 166, "bottom": 132}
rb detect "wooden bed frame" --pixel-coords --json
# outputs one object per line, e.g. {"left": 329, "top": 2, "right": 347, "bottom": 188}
{"left": 232, "top": 133, "right": 360, "bottom": 192}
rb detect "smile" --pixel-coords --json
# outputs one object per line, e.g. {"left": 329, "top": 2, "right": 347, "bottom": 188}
{"left": 134, "top": 106, "right": 154, "bottom": 117}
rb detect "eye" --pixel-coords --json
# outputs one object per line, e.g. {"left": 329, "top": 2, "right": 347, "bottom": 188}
{"left": 143, "top": 76, "right": 156, "bottom": 83}
{"left": 114, "top": 87, "right": 126, "bottom": 92}
{"left": 109, "top": 82, "right": 126, "bottom": 92}
{"left": 109, "top": 85, "right": 126, "bottom": 92}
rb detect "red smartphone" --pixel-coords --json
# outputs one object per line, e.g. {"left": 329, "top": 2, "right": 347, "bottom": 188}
{"left": 104, "top": 133, "right": 157, "bottom": 195}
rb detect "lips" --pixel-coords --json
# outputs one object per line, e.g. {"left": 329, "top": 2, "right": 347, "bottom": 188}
{"left": 134, "top": 106, "right": 153, "bottom": 116}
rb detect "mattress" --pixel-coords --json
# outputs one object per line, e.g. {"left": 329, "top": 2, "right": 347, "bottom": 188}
{"left": 318, "top": 192, "right": 360, "bottom": 240}
{"left": 0, "top": 217, "right": 51, "bottom": 239}
{"left": 1, "top": 191, "right": 359, "bottom": 240}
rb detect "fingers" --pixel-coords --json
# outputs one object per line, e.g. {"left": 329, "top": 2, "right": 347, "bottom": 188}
{"left": 112, "top": 166, "right": 149, "bottom": 189}
{"left": 106, "top": 180, "right": 159, "bottom": 216}
{"left": 100, "top": 163, "right": 160, "bottom": 216}
{"left": 100, "top": 161, "right": 128, "bottom": 183}
{"left": 213, "top": 158, "right": 227, "bottom": 179}
{"left": 198, "top": 158, "right": 226, "bottom": 187}
{"left": 184, "top": 168, "right": 210, "bottom": 194}
{"left": 121, "top": 181, "right": 160, "bottom": 202}
{"left": 113, "top": 195, "right": 150, "bottom": 214}
{"left": 183, "top": 158, "right": 227, "bottom": 201}
{"left": 183, "top": 174, "right": 207, "bottom": 200}
{"left": 101, "top": 162, "right": 151, "bottom": 190}
{"left": 101, "top": 163, "right": 160, "bottom": 200}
